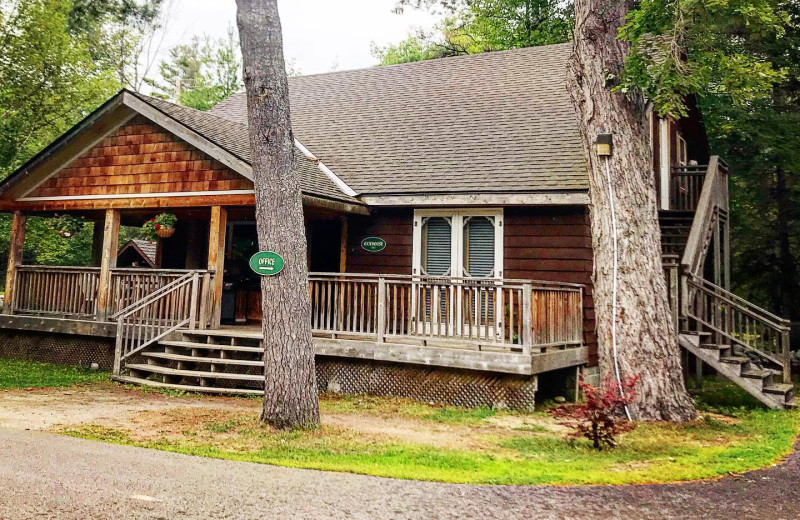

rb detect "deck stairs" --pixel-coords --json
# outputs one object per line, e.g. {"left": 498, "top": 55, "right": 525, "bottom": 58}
{"left": 662, "top": 159, "right": 795, "bottom": 409}
{"left": 678, "top": 332, "right": 795, "bottom": 408}
{"left": 113, "top": 329, "right": 267, "bottom": 395}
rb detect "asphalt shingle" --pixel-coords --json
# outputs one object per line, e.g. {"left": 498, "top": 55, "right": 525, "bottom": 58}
{"left": 211, "top": 43, "right": 588, "bottom": 195}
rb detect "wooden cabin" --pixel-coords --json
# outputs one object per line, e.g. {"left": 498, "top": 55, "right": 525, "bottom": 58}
{"left": 0, "top": 44, "right": 792, "bottom": 409}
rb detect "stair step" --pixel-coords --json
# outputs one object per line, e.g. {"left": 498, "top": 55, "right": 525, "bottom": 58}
{"left": 700, "top": 343, "right": 729, "bottom": 351}
{"left": 181, "top": 329, "right": 262, "bottom": 340}
{"left": 740, "top": 368, "right": 771, "bottom": 380}
{"left": 112, "top": 375, "right": 263, "bottom": 395}
{"left": 763, "top": 384, "right": 794, "bottom": 395}
{"left": 125, "top": 363, "right": 265, "bottom": 382}
{"left": 720, "top": 356, "right": 750, "bottom": 365}
{"left": 142, "top": 352, "right": 264, "bottom": 367}
{"left": 160, "top": 340, "right": 264, "bottom": 354}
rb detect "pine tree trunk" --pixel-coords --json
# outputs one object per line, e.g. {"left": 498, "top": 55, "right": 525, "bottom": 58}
{"left": 567, "top": 0, "right": 696, "bottom": 421}
{"left": 236, "top": 0, "right": 320, "bottom": 429}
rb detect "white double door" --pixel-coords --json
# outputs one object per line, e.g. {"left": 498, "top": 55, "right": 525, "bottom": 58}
{"left": 411, "top": 209, "right": 503, "bottom": 338}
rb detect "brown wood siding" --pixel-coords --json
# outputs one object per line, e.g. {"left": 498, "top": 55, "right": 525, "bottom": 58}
{"left": 345, "top": 208, "right": 413, "bottom": 275}
{"left": 26, "top": 115, "right": 252, "bottom": 198}
{"left": 343, "top": 206, "right": 597, "bottom": 366}
{"left": 504, "top": 206, "right": 596, "bottom": 366}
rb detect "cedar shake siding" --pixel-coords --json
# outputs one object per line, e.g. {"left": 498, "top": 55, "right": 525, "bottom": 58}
{"left": 27, "top": 115, "right": 251, "bottom": 198}
{"left": 504, "top": 206, "right": 596, "bottom": 365}
{"left": 345, "top": 208, "right": 413, "bottom": 275}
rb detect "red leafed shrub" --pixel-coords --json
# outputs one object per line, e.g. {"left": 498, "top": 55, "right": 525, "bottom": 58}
{"left": 552, "top": 375, "right": 640, "bottom": 450}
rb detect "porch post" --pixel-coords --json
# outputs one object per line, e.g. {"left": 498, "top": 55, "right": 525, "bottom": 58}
{"left": 3, "top": 211, "right": 26, "bottom": 314}
{"left": 207, "top": 205, "right": 227, "bottom": 328}
{"left": 96, "top": 209, "right": 120, "bottom": 321}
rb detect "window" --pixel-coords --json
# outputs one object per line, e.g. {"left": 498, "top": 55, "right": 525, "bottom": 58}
{"left": 413, "top": 209, "right": 503, "bottom": 278}
{"left": 677, "top": 134, "right": 688, "bottom": 166}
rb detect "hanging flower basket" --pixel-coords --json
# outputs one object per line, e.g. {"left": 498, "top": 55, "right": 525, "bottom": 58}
{"left": 143, "top": 213, "right": 177, "bottom": 240}
{"left": 53, "top": 215, "right": 85, "bottom": 239}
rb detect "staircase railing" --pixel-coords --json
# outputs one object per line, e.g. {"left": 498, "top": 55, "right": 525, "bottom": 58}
{"left": 684, "top": 275, "right": 792, "bottom": 383}
{"left": 680, "top": 157, "right": 729, "bottom": 278}
{"left": 112, "top": 270, "right": 209, "bottom": 375}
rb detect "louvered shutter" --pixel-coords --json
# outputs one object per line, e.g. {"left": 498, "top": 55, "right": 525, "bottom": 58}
{"left": 422, "top": 217, "right": 451, "bottom": 276}
{"left": 464, "top": 216, "right": 495, "bottom": 277}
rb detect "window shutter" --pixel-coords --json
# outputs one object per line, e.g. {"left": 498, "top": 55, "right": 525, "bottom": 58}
{"left": 464, "top": 216, "right": 495, "bottom": 277}
{"left": 422, "top": 217, "right": 451, "bottom": 276}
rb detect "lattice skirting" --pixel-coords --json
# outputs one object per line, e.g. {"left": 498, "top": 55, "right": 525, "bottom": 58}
{"left": 0, "top": 330, "right": 115, "bottom": 369}
{"left": 316, "top": 357, "right": 538, "bottom": 411}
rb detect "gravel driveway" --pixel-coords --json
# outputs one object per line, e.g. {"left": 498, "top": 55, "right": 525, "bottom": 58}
{"left": 1, "top": 426, "right": 799, "bottom": 520}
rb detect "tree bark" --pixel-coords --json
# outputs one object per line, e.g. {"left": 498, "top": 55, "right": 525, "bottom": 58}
{"left": 236, "top": 0, "right": 320, "bottom": 429}
{"left": 567, "top": 0, "right": 696, "bottom": 421}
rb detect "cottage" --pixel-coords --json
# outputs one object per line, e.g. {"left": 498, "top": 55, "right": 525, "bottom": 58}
{"left": 0, "top": 43, "right": 792, "bottom": 409}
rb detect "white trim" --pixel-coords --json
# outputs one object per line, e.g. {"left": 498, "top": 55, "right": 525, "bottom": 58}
{"left": 19, "top": 189, "right": 256, "bottom": 202}
{"left": 413, "top": 208, "right": 504, "bottom": 278}
{"left": 20, "top": 113, "right": 137, "bottom": 198}
{"left": 362, "top": 192, "right": 589, "bottom": 206}
{"left": 294, "top": 138, "right": 358, "bottom": 197}
{"left": 677, "top": 134, "right": 688, "bottom": 166}
{"left": 659, "top": 118, "right": 671, "bottom": 210}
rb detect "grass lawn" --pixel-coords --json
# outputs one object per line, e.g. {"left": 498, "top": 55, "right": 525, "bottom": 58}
{"left": 57, "top": 377, "right": 800, "bottom": 486}
{"left": 0, "top": 358, "right": 107, "bottom": 390}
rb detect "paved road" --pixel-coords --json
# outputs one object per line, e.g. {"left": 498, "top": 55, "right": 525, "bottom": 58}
{"left": 1, "top": 428, "right": 798, "bottom": 520}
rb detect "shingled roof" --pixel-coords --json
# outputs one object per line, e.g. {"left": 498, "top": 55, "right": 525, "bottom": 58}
{"left": 127, "top": 92, "right": 360, "bottom": 204}
{"left": 211, "top": 43, "right": 588, "bottom": 195}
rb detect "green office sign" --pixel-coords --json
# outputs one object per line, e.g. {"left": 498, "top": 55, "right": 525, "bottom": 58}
{"left": 249, "top": 251, "right": 285, "bottom": 276}
{"left": 361, "top": 237, "right": 387, "bottom": 252}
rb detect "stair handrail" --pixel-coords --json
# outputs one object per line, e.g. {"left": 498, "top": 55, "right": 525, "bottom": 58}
{"left": 684, "top": 274, "right": 792, "bottom": 383}
{"left": 680, "top": 156, "right": 727, "bottom": 277}
{"left": 109, "top": 270, "right": 209, "bottom": 320}
{"left": 112, "top": 270, "right": 203, "bottom": 375}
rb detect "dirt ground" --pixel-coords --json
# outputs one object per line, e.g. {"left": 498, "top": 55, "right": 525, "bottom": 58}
{"left": 0, "top": 382, "right": 552, "bottom": 449}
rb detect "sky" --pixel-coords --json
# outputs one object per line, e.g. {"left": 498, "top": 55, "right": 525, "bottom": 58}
{"left": 154, "top": 0, "right": 442, "bottom": 76}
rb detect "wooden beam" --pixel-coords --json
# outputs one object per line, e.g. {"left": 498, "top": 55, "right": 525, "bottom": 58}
{"left": 96, "top": 209, "right": 120, "bottom": 320}
{"left": 207, "top": 205, "right": 227, "bottom": 328}
{"left": 3, "top": 211, "right": 26, "bottom": 314}
{"left": 0, "top": 193, "right": 369, "bottom": 215}
{"left": 339, "top": 217, "right": 348, "bottom": 273}
{"left": 360, "top": 192, "right": 590, "bottom": 207}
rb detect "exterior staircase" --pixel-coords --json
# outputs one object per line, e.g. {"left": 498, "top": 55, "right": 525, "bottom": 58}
{"left": 659, "top": 210, "right": 694, "bottom": 256}
{"left": 114, "top": 329, "right": 266, "bottom": 395}
{"left": 679, "top": 332, "right": 795, "bottom": 408}
{"left": 663, "top": 159, "right": 795, "bottom": 409}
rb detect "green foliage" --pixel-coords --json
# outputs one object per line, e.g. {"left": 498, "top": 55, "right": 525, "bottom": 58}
{"left": 375, "top": 0, "right": 573, "bottom": 65}
{"left": 142, "top": 212, "right": 177, "bottom": 240}
{"left": 0, "top": 358, "right": 107, "bottom": 389}
{"left": 0, "top": 0, "right": 119, "bottom": 179}
{"left": 620, "top": 0, "right": 789, "bottom": 119}
{"left": 147, "top": 27, "right": 242, "bottom": 111}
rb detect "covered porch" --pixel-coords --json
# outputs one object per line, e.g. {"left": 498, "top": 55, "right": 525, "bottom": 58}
{"left": 0, "top": 205, "right": 587, "bottom": 379}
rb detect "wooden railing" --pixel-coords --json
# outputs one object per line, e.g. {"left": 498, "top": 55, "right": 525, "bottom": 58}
{"left": 680, "top": 157, "right": 729, "bottom": 277}
{"left": 11, "top": 266, "right": 101, "bottom": 318}
{"left": 109, "top": 268, "right": 212, "bottom": 317}
{"left": 6, "top": 266, "right": 214, "bottom": 326}
{"left": 309, "top": 273, "right": 584, "bottom": 356}
{"left": 685, "top": 275, "right": 792, "bottom": 383}
{"left": 670, "top": 164, "right": 709, "bottom": 211}
{"left": 113, "top": 270, "right": 209, "bottom": 374}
